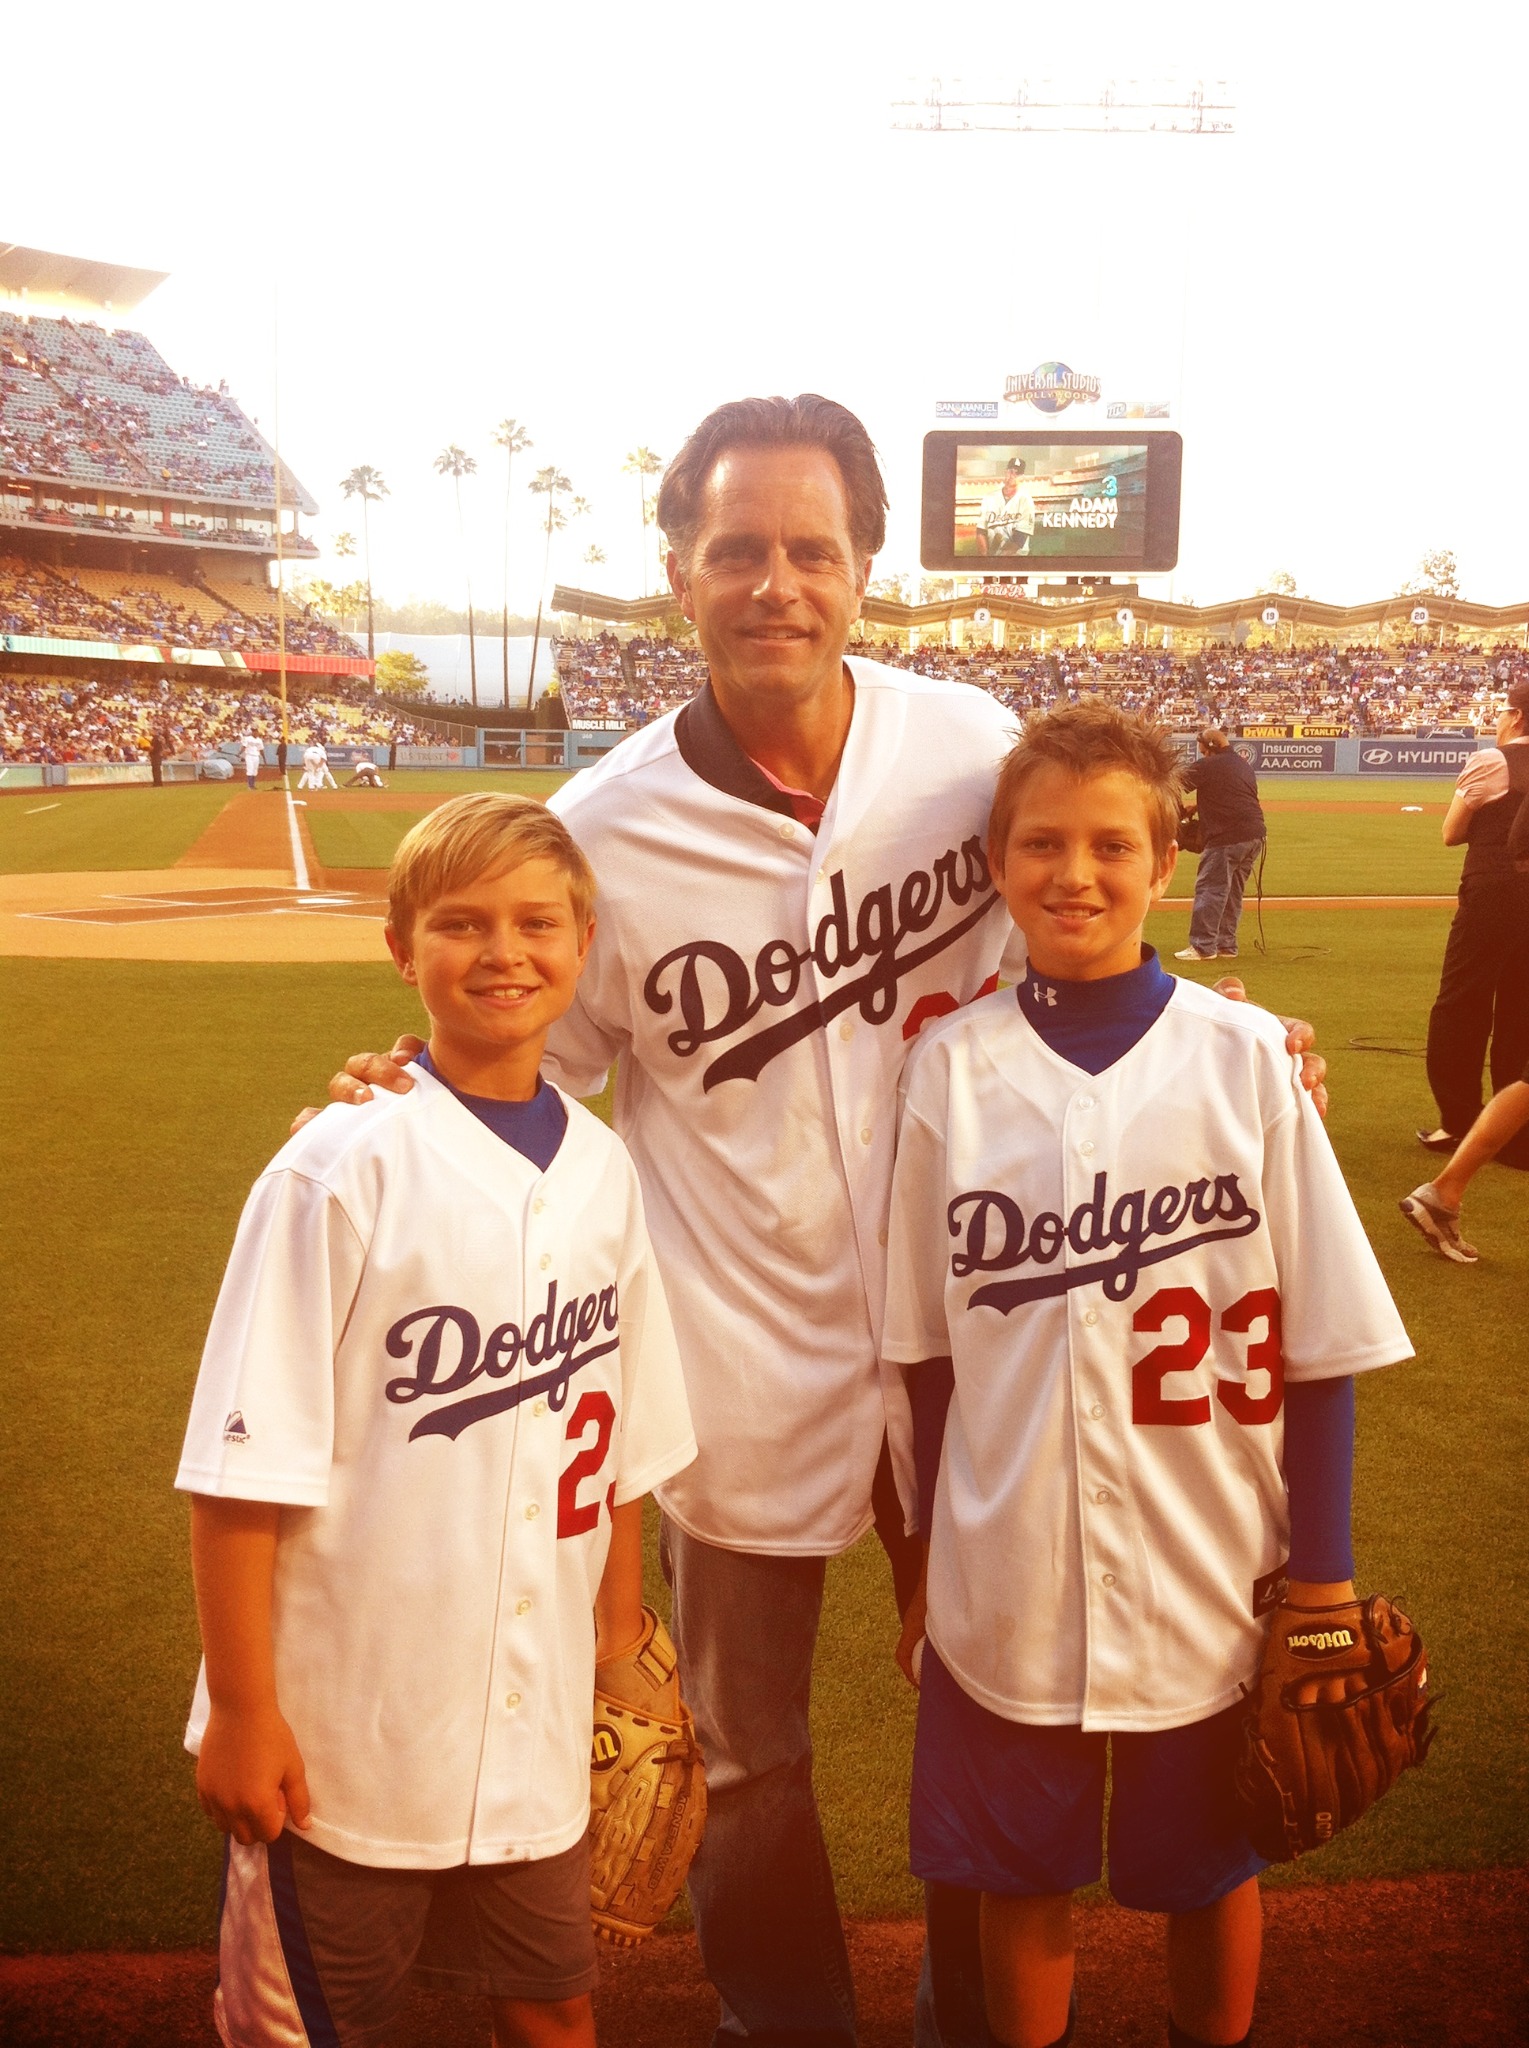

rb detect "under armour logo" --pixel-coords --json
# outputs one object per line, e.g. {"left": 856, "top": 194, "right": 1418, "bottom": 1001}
{"left": 1032, "top": 983, "right": 1058, "bottom": 1007}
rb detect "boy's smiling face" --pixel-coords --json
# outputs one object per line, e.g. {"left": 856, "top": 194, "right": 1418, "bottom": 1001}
{"left": 991, "top": 764, "right": 1177, "bottom": 983}
{"left": 386, "top": 856, "right": 593, "bottom": 1098}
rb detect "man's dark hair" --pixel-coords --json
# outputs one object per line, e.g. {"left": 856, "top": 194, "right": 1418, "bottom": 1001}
{"left": 656, "top": 394, "right": 888, "bottom": 567}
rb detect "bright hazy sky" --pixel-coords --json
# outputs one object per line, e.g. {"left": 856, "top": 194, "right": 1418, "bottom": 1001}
{"left": 8, "top": 0, "right": 1524, "bottom": 613}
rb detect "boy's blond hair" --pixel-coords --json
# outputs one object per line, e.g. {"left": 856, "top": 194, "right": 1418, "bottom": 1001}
{"left": 388, "top": 792, "right": 595, "bottom": 940}
{"left": 988, "top": 699, "right": 1184, "bottom": 865}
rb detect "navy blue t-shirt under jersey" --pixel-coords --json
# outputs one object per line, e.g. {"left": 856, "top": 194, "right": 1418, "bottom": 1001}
{"left": 417, "top": 1046, "right": 567, "bottom": 1172}
{"left": 909, "top": 946, "right": 1355, "bottom": 1580}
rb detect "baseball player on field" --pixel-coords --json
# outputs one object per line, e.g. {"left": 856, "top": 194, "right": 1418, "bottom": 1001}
{"left": 883, "top": 704, "right": 1411, "bottom": 2048}
{"left": 975, "top": 459, "right": 1037, "bottom": 558}
{"left": 178, "top": 794, "right": 696, "bottom": 2048}
{"left": 239, "top": 732, "right": 263, "bottom": 790}
{"left": 313, "top": 397, "right": 1328, "bottom": 2048}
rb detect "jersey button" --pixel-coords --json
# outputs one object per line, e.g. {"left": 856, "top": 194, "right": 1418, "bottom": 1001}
{"left": 778, "top": 821, "right": 795, "bottom": 840}
{"left": 505, "top": 1692, "right": 522, "bottom": 1711}
{"left": 516, "top": 1598, "right": 532, "bottom": 1615}
{"left": 1083, "top": 1309, "right": 1099, "bottom": 1326}
{"left": 1077, "top": 1095, "right": 1096, "bottom": 1111}
{"left": 877, "top": 1227, "right": 888, "bottom": 1248}
{"left": 1079, "top": 1139, "right": 1096, "bottom": 1156}
{"left": 525, "top": 1503, "right": 540, "bottom": 1520}
{"left": 840, "top": 1020, "right": 854, "bottom": 1042}
{"left": 859, "top": 1126, "right": 873, "bottom": 1145}
{"left": 532, "top": 1398, "right": 547, "bottom": 1418}
{"left": 1103, "top": 1573, "right": 1117, "bottom": 1587}
{"left": 540, "top": 1253, "right": 552, "bottom": 1270}
{"left": 533, "top": 1198, "right": 546, "bottom": 1215}
{"left": 1095, "top": 1488, "right": 1113, "bottom": 1504}
{"left": 1089, "top": 1403, "right": 1105, "bottom": 1420}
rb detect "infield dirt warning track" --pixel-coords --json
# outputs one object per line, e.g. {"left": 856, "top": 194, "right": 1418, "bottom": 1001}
{"left": 0, "top": 785, "right": 1458, "bottom": 963}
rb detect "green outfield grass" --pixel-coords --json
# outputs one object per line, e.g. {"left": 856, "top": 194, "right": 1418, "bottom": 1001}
{"left": 377, "top": 768, "right": 573, "bottom": 796}
{"left": 2, "top": 908, "right": 1525, "bottom": 1951}
{"left": 1166, "top": 778, "right": 1464, "bottom": 899}
{"left": 0, "top": 785, "right": 236, "bottom": 874}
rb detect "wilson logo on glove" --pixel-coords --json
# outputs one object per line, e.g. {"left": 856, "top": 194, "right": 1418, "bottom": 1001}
{"left": 1285, "top": 1628, "right": 1358, "bottom": 1657}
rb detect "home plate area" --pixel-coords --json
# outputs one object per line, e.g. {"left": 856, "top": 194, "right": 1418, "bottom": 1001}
{"left": 27, "top": 884, "right": 385, "bottom": 927}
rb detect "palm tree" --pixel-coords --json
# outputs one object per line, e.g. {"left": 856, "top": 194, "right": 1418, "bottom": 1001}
{"left": 434, "top": 445, "right": 479, "bottom": 706}
{"left": 622, "top": 447, "right": 664, "bottom": 595}
{"left": 339, "top": 467, "right": 389, "bottom": 660}
{"left": 583, "top": 545, "right": 606, "bottom": 570}
{"left": 492, "top": 418, "right": 533, "bottom": 707}
{"left": 526, "top": 466, "right": 572, "bottom": 710}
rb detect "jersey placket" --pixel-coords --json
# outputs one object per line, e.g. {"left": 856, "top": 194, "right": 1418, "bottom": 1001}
{"left": 466, "top": 1176, "right": 562, "bottom": 1860}
{"left": 1060, "top": 1083, "right": 1140, "bottom": 1729}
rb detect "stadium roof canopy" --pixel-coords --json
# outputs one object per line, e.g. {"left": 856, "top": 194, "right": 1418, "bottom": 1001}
{"left": 0, "top": 243, "right": 168, "bottom": 315}
{"left": 552, "top": 582, "right": 1529, "bottom": 639}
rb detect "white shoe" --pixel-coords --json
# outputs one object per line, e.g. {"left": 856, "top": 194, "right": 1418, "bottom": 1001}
{"left": 1174, "top": 947, "right": 1215, "bottom": 962}
{"left": 1398, "top": 1184, "right": 1478, "bottom": 1264}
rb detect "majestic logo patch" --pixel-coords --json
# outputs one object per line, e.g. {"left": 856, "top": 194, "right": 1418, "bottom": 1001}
{"left": 949, "top": 1169, "right": 1261, "bottom": 1311}
{"left": 385, "top": 1282, "right": 619, "bottom": 1442}
{"left": 222, "top": 1410, "right": 249, "bottom": 1444}
{"left": 1286, "top": 1628, "right": 1358, "bottom": 1659}
{"left": 643, "top": 840, "right": 998, "bottom": 1089}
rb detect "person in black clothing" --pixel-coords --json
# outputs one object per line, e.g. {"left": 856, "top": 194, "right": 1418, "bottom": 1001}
{"left": 1418, "top": 678, "right": 1529, "bottom": 1166}
{"left": 1175, "top": 729, "right": 1266, "bottom": 961}
{"left": 148, "top": 724, "right": 165, "bottom": 788}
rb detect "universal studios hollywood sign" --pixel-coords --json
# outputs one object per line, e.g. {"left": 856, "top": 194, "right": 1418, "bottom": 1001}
{"left": 1004, "top": 361, "right": 1103, "bottom": 413}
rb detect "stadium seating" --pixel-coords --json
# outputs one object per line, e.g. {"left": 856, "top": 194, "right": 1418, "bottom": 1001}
{"left": 553, "top": 633, "right": 1519, "bottom": 736}
{"left": 0, "top": 312, "right": 279, "bottom": 505}
{"left": 0, "top": 673, "right": 427, "bottom": 766}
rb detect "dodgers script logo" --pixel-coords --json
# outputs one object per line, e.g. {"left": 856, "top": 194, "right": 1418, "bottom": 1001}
{"left": 949, "top": 1169, "right": 1260, "bottom": 1312}
{"left": 385, "top": 1281, "right": 619, "bottom": 1442}
{"left": 643, "top": 839, "right": 997, "bottom": 1088}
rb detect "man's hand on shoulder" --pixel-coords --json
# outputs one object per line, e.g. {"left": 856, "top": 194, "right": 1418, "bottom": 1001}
{"left": 289, "top": 1036, "right": 426, "bottom": 1136}
{"left": 1213, "top": 976, "right": 1328, "bottom": 1118}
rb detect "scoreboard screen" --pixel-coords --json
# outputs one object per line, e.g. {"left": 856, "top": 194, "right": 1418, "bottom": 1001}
{"left": 921, "top": 430, "right": 1182, "bottom": 573}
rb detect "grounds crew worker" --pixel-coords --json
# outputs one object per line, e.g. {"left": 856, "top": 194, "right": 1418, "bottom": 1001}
{"left": 1175, "top": 729, "right": 1266, "bottom": 963}
{"left": 1418, "top": 676, "right": 1529, "bottom": 1168}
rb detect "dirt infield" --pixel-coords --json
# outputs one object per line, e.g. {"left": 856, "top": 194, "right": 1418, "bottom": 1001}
{"left": 2, "top": 1872, "right": 1522, "bottom": 2047}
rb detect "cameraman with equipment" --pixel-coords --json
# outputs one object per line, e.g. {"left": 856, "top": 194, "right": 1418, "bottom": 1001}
{"left": 1175, "top": 728, "right": 1267, "bottom": 961}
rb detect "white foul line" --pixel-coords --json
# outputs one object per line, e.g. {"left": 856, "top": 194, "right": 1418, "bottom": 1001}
{"left": 285, "top": 783, "right": 311, "bottom": 891}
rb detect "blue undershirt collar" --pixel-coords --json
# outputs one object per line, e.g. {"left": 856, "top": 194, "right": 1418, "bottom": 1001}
{"left": 418, "top": 1046, "right": 567, "bottom": 1172}
{"left": 1017, "top": 945, "right": 1176, "bottom": 1075}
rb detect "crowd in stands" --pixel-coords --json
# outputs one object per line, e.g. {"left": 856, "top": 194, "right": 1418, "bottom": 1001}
{"left": 0, "top": 675, "right": 428, "bottom": 766}
{"left": 0, "top": 312, "right": 289, "bottom": 507}
{"left": 555, "top": 633, "right": 1522, "bottom": 735}
{"left": 0, "top": 556, "right": 356, "bottom": 658}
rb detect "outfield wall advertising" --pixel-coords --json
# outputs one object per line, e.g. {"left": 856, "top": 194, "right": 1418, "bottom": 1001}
{"left": 1232, "top": 738, "right": 1338, "bottom": 773}
{"left": 1356, "top": 738, "right": 1478, "bottom": 776}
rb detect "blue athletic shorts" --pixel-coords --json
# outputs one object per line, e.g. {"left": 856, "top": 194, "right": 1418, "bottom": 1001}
{"left": 910, "top": 1646, "right": 1266, "bottom": 1913}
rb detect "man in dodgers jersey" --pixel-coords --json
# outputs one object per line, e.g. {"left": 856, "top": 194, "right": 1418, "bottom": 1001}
{"left": 326, "top": 396, "right": 1327, "bottom": 2048}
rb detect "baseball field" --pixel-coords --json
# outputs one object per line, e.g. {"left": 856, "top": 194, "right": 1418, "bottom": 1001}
{"left": 2, "top": 771, "right": 1525, "bottom": 2045}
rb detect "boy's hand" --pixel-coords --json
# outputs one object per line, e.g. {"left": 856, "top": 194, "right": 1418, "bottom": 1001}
{"left": 290, "top": 1036, "right": 426, "bottom": 1136}
{"left": 895, "top": 1555, "right": 930, "bottom": 1691}
{"left": 196, "top": 1703, "right": 313, "bottom": 1845}
{"left": 1213, "top": 977, "right": 1328, "bottom": 1118}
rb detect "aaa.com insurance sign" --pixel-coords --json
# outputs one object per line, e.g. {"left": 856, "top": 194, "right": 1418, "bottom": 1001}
{"left": 1357, "top": 737, "right": 1479, "bottom": 776}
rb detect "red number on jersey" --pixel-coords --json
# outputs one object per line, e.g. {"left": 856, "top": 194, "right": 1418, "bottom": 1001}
{"left": 1131, "top": 1288, "right": 1213, "bottom": 1425}
{"left": 1216, "top": 1289, "right": 1285, "bottom": 1424}
{"left": 557, "top": 1389, "right": 616, "bottom": 1537}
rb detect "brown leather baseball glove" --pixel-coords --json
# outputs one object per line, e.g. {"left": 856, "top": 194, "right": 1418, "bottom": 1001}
{"left": 1235, "top": 1592, "right": 1435, "bottom": 1862}
{"left": 589, "top": 1605, "right": 707, "bottom": 1946}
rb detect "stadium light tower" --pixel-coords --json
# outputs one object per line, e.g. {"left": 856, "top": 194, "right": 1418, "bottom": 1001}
{"left": 891, "top": 78, "right": 1235, "bottom": 135}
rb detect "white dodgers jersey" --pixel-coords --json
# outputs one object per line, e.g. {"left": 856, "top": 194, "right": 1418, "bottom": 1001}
{"left": 882, "top": 978, "right": 1412, "bottom": 1732}
{"left": 547, "top": 659, "right": 1023, "bottom": 1555}
{"left": 177, "top": 1068, "right": 695, "bottom": 1867}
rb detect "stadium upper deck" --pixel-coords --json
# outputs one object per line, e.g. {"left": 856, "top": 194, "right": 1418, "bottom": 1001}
{"left": 0, "top": 309, "right": 310, "bottom": 508}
